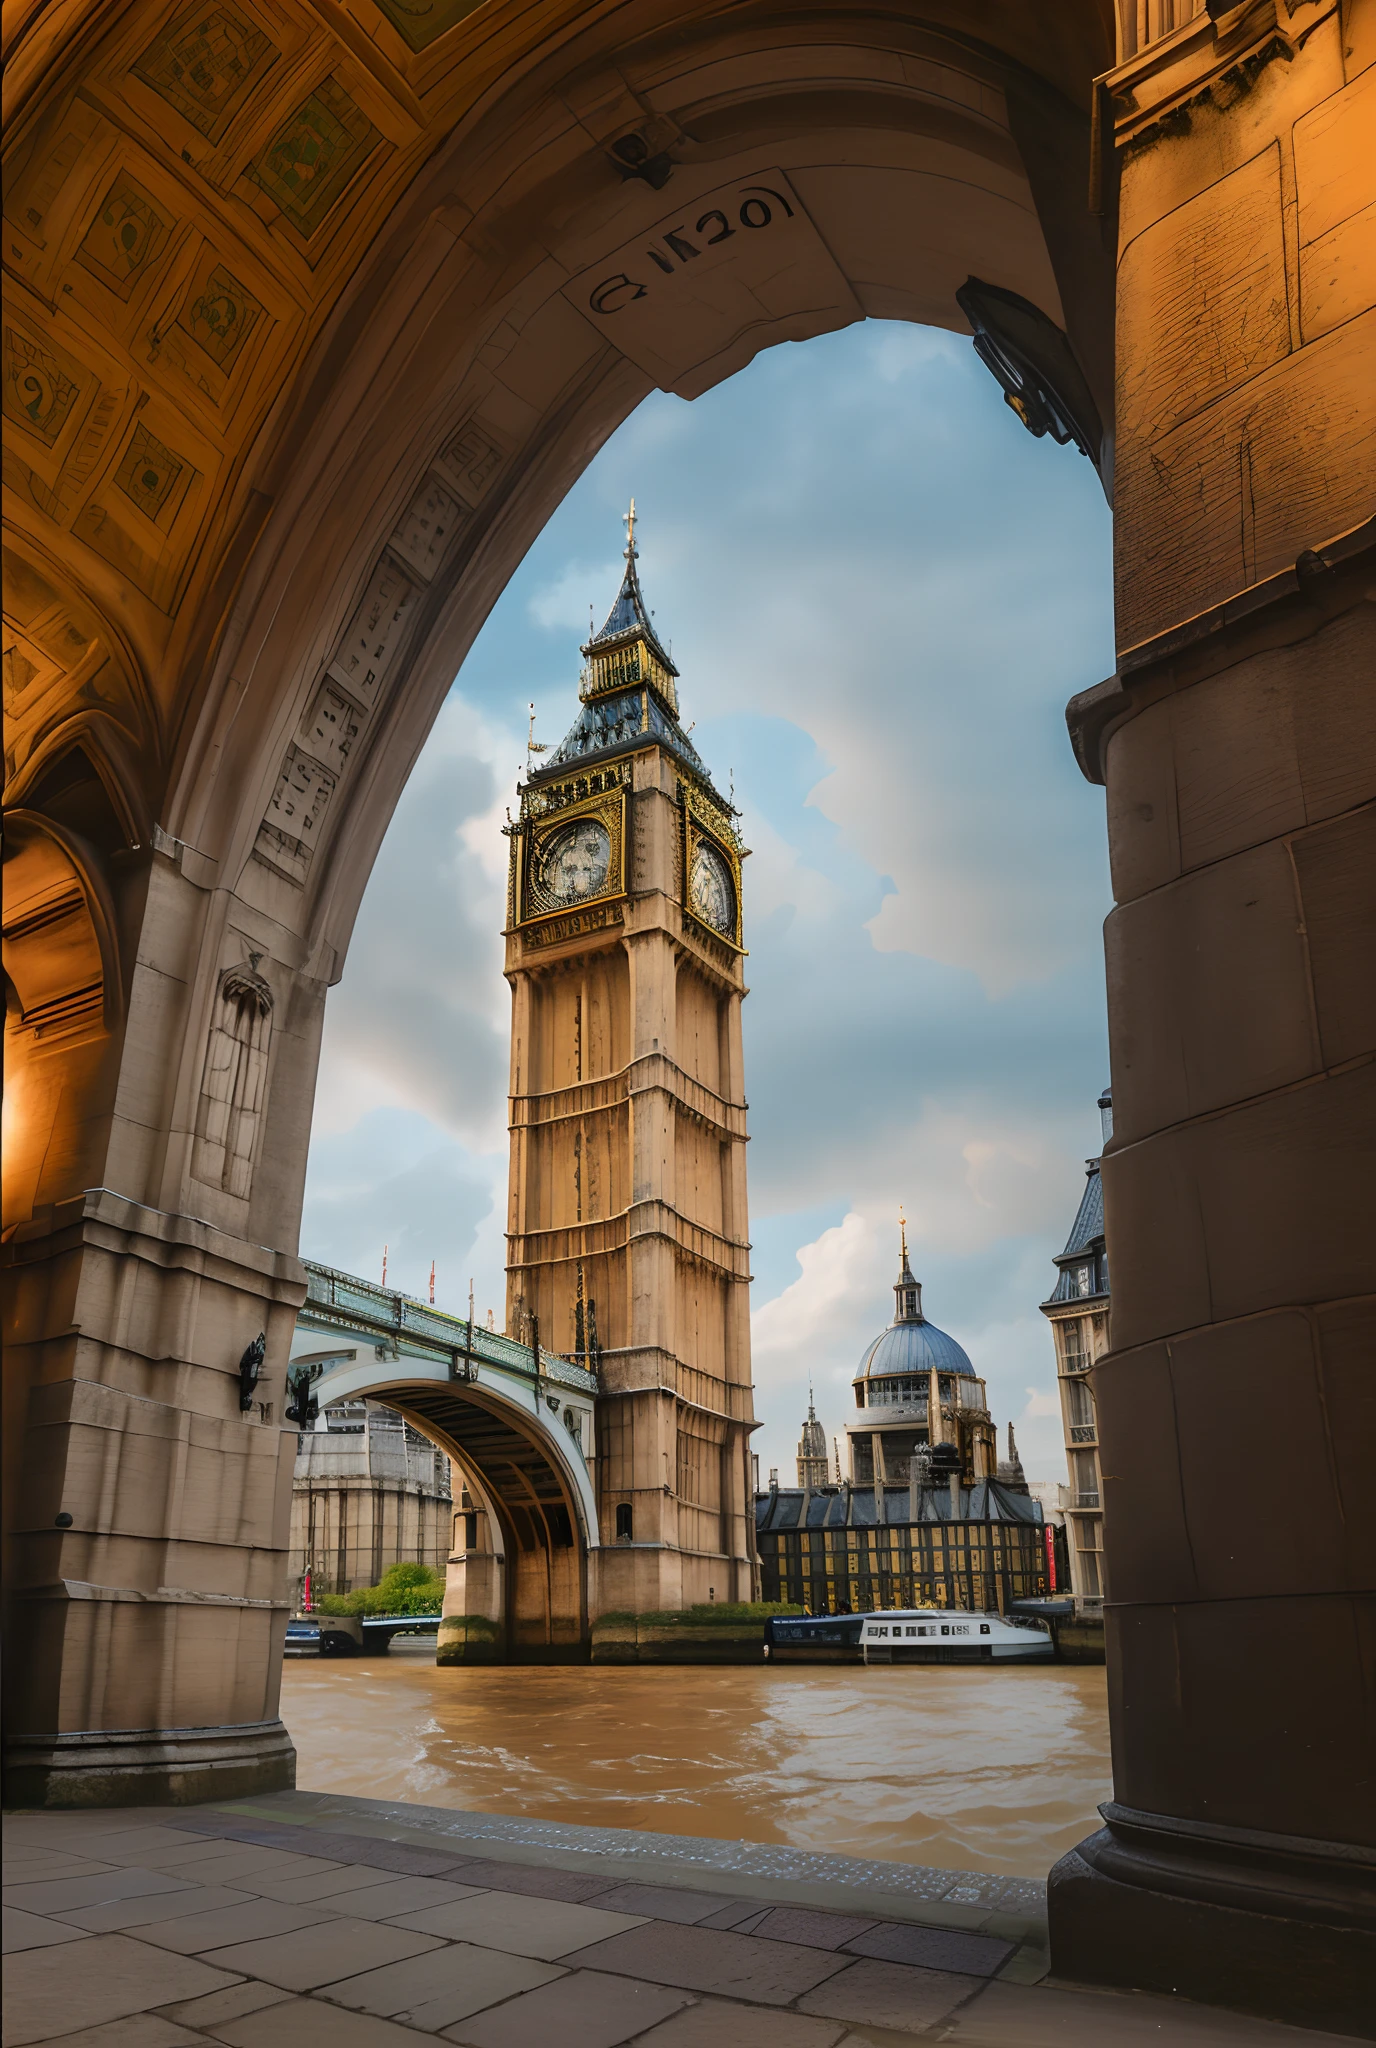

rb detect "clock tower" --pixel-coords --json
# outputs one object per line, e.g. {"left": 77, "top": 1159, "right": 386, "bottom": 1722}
{"left": 504, "top": 506, "right": 756, "bottom": 1612}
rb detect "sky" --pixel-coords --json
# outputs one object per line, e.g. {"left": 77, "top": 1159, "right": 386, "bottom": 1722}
{"left": 302, "top": 318, "right": 1115, "bottom": 1484}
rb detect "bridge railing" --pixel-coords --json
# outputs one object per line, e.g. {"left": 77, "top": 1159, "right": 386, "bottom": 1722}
{"left": 301, "top": 1260, "right": 597, "bottom": 1396}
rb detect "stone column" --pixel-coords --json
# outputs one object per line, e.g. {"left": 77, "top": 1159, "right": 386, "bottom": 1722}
{"left": 1049, "top": 9, "right": 1375, "bottom": 2031}
{"left": 437, "top": 1491, "right": 506, "bottom": 1667}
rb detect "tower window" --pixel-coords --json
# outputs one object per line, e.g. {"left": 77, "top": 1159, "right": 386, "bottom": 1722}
{"left": 615, "top": 1503, "right": 633, "bottom": 1540}
{"left": 904, "top": 1290, "right": 916, "bottom": 1315}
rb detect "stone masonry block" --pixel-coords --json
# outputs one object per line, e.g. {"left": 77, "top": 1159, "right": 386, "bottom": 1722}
{"left": 1105, "top": 840, "right": 1320, "bottom": 1143}
{"left": 1291, "top": 805, "right": 1376, "bottom": 1069}
{"left": 1104, "top": 1062, "right": 1376, "bottom": 1346}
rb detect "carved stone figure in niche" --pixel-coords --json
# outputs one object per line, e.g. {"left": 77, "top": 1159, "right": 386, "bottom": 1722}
{"left": 192, "top": 957, "right": 273, "bottom": 1198}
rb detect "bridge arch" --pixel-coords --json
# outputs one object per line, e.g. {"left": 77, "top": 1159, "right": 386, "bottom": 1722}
{"left": 290, "top": 1265, "right": 599, "bottom": 1656}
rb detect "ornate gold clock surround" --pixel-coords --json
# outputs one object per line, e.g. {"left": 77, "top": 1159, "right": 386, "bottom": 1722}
{"left": 511, "top": 774, "right": 628, "bottom": 932}
{"left": 679, "top": 777, "right": 745, "bottom": 953}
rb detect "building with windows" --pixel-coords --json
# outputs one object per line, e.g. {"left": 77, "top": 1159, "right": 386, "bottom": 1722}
{"left": 757, "top": 1238, "right": 1052, "bottom": 1614}
{"left": 289, "top": 1391, "right": 452, "bottom": 1601}
{"left": 1041, "top": 1090, "right": 1113, "bottom": 1611}
{"left": 755, "top": 1470, "right": 1051, "bottom": 1616}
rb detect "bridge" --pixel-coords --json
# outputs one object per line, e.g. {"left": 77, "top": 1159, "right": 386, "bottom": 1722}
{"left": 289, "top": 1263, "right": 599, "bottom": 1659}
{"left": 285, "top": 1613, "right": 441, "bottom": 1659}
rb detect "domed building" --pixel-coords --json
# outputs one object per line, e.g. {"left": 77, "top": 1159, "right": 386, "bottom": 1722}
{"left": 755, "top": 1226, "right": 1051, "bottom": 1617}
{"left": 846, "top": 1229, "right": 997, "bottom": 1488}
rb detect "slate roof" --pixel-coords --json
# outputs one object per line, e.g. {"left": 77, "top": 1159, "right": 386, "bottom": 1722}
{"left": 1043, "top": 1157, "right": 1109, "bottom": 1307}
{"left": 1060, "top": 1162, "right": 1104, "bottom": 1258}
{"left": 582, "top": 547, "right": 678, "bottom": 678}
{"left": 537, "top": 684, "right": 711, "bottom": 782}
{"left": 756, "top": 1481, "right": 1043, "bottom": 1531}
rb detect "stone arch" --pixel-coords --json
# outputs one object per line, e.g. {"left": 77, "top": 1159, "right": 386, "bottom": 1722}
{"left": 301, "top": 1354, "right": 598, "bottom": 1657}
{"left": 3, "top": 3, "right": 1372, "bottom": 2023}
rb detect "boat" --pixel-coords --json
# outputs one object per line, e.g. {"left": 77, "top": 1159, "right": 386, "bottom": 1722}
{"left": 765, "top": 1608, "right": 1055, "bottom": 1664}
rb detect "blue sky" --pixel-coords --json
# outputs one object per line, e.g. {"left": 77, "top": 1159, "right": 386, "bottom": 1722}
{"left": 303, "top": 319, "right": 1114, "bottom": 1481}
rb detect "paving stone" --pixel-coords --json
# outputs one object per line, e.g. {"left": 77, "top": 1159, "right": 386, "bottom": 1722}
{"left": 4, "top": 1867, "right": 196, "bottom": 1915}
{"left": 2, "top": 1932, "right": 242, "bottom": 2046}
{"left": 749, "top": 1906, "right": 881, "bottom": 1951}
{"left": 313, "top": 1874, "right": 484, "bottom": 1920}
{"left": 154, "top": 1979, "right": 295, "bottom": 2026}
{"left": 182, "top": 1819, "right": 475, "bottom": 1877}
{"left": 560, "top": 1921, "right": 853, "bottom": 2005}
{"left": 64, "top": 1826, "right": 238, "bottom": 1866}
{"left": 696, "top": 1901, "right": 771, "bottom": 1931}
{"left": 3, "top": 1855, "right": 119, "bottom": 1884}
{"left": 204, "top": 1914, "right": 445, "bottom": 1989}
{"left": 251, "top": 1861, "right": 444, "bottom": 1903}
{"left": 24, "top": 2018, "right": 202, "bottom": 2047}
{"left": 320, "top": 1937, "right": 564, "bottom": 2027}
{"left": 797, "top": 1958, "right": 981, "bottom": 2033}
{"left": 842, "top": 1921, "right": 1014, "bottom": 1978}
{"left": 3, "top": 1905, "right": 92, "bottom": 1952}
{"left": 314, "top": 1841, "right": 477, "bottom": 1879}
{"left": 60, "top": 1885, "right": 258, "bottom": 1932}
{"left": 132, "top": 1895, "right": 342, "bottom": 1953}
{"left": 579, "top": 1883, "right": 727, "bottom": 1923}
{"left": 98, "top": 1837, "right": 273, "bottom": 1871}
{"left": 635, "top": 1998, "right": 848, "bottom": 2046}
{"left": 442, "top": 1967, "right": 693, "bottom": 2047}
{"left": 436, "top": 1857, "right": 614, "bottom": 1901}
{"left": 208, "top": 1996, "right": 428, "bottom": 2045}
{"left": 390, "top": 1889, "right": 649, "bottom": 1959}
{"left": 153, "top": 1847, "right": 345, "bottom": 1889}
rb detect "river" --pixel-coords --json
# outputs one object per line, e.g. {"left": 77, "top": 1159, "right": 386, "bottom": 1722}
{"left": 281, "top": 1648, "right": 1111, "bottom": 1881}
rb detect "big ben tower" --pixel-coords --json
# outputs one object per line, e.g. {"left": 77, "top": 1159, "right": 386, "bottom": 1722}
{"left": 504, "top": 504, "right": 756, "bottom": 1612}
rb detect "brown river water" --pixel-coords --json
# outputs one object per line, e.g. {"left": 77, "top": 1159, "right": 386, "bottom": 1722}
{"left": 281, "top": 1648, "right": 1111, "bottom": 1880}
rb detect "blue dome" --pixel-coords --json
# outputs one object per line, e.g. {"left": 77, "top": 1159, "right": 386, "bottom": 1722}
{"left": 857, "top": 1320, "right": 976, "bottom": 1379}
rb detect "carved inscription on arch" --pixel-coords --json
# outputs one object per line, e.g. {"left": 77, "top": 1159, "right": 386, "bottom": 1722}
{"left": 436, "top": 419, "right": 507, "bottom": 506}
{"left": 256, "top": 748, "right": 335, "bottom": 883}
{"left": 391, "top": 475, "right": 462, "bottom": 579}
{"left": 563, "top": 171, "right": 860, "bottom": 395}
{"left": 326, "top": 554, "right": 417, "bottom": 709}
{"left": 250, "top": 408, "right": 504, "bottom": 890}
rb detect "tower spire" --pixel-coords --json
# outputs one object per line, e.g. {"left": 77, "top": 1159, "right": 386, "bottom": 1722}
{"left": 894, "top": 1212, "right": 922, "bottom": 1324}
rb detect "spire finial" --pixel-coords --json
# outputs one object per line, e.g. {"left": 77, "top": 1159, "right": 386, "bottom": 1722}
{"left": 623, "top": 496, "right": 637, "bottom": 558}
{"left": 899, "top": 1205, "right": 908, "bottom": 1267}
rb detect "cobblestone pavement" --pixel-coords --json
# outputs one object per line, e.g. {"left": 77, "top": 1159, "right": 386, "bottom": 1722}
{"left": 1, "top": 1793, "right": 1357, "bottom": 2045}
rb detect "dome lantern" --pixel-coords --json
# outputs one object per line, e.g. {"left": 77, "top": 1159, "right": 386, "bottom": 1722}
{"left": 894, "top": 1210, "right": 922, "bottom": 1324}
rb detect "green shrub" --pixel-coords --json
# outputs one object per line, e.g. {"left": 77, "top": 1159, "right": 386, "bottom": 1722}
{"left": 317, "top": 1563, "right": 445, "bottom": 1618}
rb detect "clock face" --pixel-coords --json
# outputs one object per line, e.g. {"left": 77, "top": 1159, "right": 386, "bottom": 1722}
{"left": 540, "top": 818, "right": 611, "bottom": 904}
{"left": 690, "top": 841, "right": 735, "bottom": 935}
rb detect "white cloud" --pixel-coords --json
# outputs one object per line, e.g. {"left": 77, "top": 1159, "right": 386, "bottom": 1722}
{"left": 310, "top": 692, "right": 516, "bottom": 1149}
{"left": 528, "top": 559, "right": 622, "bottom": 635}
